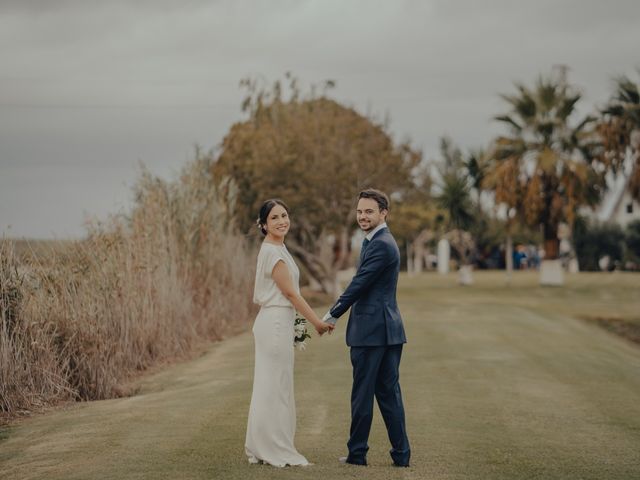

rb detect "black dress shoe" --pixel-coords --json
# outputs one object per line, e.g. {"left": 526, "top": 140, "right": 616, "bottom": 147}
{"left": 392, "top": 462, "right": 410, "bottom": 468}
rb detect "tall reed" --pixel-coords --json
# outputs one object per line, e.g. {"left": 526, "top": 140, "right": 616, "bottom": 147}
{"left": 0, "top": 152, "right": 256, "bottom": 420}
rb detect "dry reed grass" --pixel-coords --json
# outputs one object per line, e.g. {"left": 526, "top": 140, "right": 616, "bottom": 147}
{"left": 0, "top": 153, "right": 257, "bottom": 422}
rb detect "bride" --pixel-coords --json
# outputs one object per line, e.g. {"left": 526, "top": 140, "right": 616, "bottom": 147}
{"left": 245, "top": 199, "right": 334, "bottom": 467}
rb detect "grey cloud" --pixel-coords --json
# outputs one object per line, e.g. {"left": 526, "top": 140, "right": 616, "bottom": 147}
{"left": 1, "top": 0, "right": 639, "bottom": 237}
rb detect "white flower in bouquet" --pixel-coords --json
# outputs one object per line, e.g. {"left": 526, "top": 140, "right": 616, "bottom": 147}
{"left": 294, "top": 313, "right": 311, "bottom": 350}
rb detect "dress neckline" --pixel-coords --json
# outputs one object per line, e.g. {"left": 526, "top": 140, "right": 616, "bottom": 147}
{"left": 262, "top": 241, "right": 285, "bottom": 248}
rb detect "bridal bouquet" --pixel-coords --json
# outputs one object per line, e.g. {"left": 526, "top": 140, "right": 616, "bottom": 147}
{"left": 294, "top": 313, "right": 311, "bottom": 350}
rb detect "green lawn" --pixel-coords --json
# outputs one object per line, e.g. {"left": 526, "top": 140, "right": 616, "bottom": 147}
{"left": 1, "top": 271, "right": 639, "bottom": 480}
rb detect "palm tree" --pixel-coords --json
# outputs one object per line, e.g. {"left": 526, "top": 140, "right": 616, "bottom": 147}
{"left": 600, "top": 72, "right": 640, "bottom": 201}
{"left": 437, "top": 173, "right": 474, "bottom": 231}
{"left": 465, "top": 148, "right": 490, "bottom": 212}
{"left": 486, "top": 71, "right": 606, "bottom": 284}
{"left": 435, "top": 137, "right": 476, "bottom": 284}
{"left": 434, "top": 137, "right": 475, "bottom": 231}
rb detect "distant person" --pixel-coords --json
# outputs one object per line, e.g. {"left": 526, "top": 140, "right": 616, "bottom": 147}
{"left": 513, "top": 244, "right": 528, "bottom": 270}
{"left": 323, "top": 189, "right": 411, "bottom": 467}
{"left": 245, "top": 199, "right": 334, "bottom": 467}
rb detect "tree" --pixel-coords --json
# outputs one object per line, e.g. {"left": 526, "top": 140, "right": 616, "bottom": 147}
{"left": 465, "top": 148, "right": 491, "bottom": 214}
{"left": 486, "top": 70, "right": 606, "bottom": 283}
{"left": 393, "top": 195, "right": 446, "bottom": 274}
{"left": 437, "top": 174, "right": 474, "bottom": 232}
{"left": 573, "top": 216, "right": 624, "bottom": 271}
{"left": 214, "top": 75, "right": 420, "bottom": 294}
{"left": 600, "top": 72, "right": 640, "bottom": 201}
{"left": 434, "top": 137, "right": 475, "bottom": 231}
{"left": 433, "top": 137, "right": 477, "bottom": 284}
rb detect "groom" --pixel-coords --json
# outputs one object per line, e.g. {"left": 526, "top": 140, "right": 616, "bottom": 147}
{"left": 323, "top": 188, "right": 411, "bottom": 467}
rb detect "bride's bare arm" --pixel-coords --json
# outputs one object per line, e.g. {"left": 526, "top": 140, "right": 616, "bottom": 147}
{"left": 271, "top": 261, "right": 334, "bottom": 335}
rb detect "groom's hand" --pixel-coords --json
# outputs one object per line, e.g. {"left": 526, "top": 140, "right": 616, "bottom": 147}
{"left": 315, "top": 322, "right": 334, "bottom": 335}
{"left": 322, "top": 311, "right": 338, "bottom": 328}
{"left": 320, "top": 312, "right": 337, "bottom": 335}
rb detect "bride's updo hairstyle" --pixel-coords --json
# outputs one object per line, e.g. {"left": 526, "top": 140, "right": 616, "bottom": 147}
{"left": 256, "top": 199, "right": 290, "bottom": 236}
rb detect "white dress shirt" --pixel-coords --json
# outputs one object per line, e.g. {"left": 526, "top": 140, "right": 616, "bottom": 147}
{"left": 365, "top": 221, "right": 388, "bottom": 241}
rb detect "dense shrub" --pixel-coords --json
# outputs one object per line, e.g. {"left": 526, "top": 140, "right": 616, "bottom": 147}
{"left": 625, "top": 220, "right": 640, "bottom": 265}
{"left": 1, "top": 153, "right": 256, "bottom": 420}
{"left": 574, "top": 217, "right": 625, "bottom": 271}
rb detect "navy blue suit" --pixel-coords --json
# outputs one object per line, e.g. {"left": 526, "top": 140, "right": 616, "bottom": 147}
{"left": 330, "top": 227, "right": 411, "bottom": 466}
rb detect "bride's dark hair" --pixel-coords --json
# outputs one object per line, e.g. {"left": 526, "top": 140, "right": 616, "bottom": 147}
{"left": 256, "top": 199, "right": 290, "bottom": 236}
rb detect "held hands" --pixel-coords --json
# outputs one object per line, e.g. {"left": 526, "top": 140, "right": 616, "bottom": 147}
{"left": 313, "top": 310, "right": 338, "bottom": 336}
{"left": 315, "top": 321, "right": 334, "bottom": 336}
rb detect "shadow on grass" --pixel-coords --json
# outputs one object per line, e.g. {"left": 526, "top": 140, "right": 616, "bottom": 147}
{"left": 579, "top": 315, "right": 640, "bottom": 345}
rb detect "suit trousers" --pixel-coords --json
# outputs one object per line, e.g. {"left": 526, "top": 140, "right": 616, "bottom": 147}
{"left": 347, "top": 344, "right": 411, "bottom": 465}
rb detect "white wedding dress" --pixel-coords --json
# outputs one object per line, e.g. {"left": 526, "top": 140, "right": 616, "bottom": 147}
{"left": 245, "top": 242, "right": 309, "bottom": 467}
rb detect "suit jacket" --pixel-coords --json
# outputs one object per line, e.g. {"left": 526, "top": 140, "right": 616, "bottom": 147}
{"left": 330, "top": 227, "right": 407, "bottom": 347}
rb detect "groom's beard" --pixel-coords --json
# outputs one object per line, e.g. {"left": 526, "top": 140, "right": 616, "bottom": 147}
{"left": 359, "top": 220, "right": 379, "bottom": 232}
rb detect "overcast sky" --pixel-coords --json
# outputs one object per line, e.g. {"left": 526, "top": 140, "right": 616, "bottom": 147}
{"left": 1, "top": 0, "right": 639, "bottom": 238}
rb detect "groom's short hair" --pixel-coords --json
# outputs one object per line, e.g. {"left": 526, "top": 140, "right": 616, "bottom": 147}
{"left": 358, "top": 189, "right": 389, "bottom": 212}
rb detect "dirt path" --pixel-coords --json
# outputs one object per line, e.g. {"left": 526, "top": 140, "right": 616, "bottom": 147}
{"left": 2, "top": 272, "right": 639, "bottom": 479}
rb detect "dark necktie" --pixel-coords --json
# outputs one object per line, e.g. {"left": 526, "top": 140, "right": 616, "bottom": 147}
{"left": 359, "top": 238, "right": 370, "bottom": 264}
